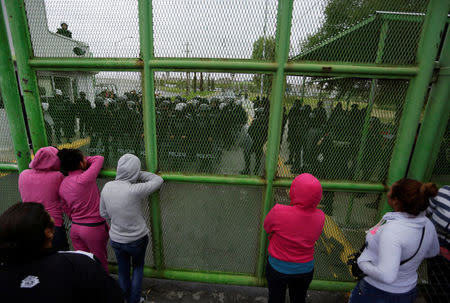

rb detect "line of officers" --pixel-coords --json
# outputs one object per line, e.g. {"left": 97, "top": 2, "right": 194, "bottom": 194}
{"left": 286, "top": 99, "right": 391, "bottom": 181}
{"left": 42, "top": 90, "right": 390, "bottom": 178}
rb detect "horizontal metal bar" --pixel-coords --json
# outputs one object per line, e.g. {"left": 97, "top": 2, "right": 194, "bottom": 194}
{"left": 161, "top": 173, "right": 266, "bottom": 186}
{"left": 0, "top": 163, "right": 19, "bottom": 172}
{"left": 273, "top": 179, "right": 388, "bottom": 192}
{"left": 109, "top": 265, "right": 356, "bottom": 291}
{"left": 29, "top": 57, "right": 417, "bottom": 78}
{"left": 149, "top": 59, "right": 278, "bottom": 73}
{"left": 285, "top": 62, "right": 418, "bottom": 78}
{"left": 29, "top": 58, "right": 143, "bottom": 70}
{"left": 100, "top": 169, "right": 387, "bottom": 192}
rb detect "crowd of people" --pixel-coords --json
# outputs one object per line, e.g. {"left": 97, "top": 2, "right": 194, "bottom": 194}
{"left": 0, "top": 149, "right": 448, "bottom": 302}
{"left": 0, "top": 143, "right": 448, "bottom": 302}
{"left": 42, "top": 87, "right": 394, "bottom": 181}
{"left": 7, "top": 146, "right": 163, "bottom": 303}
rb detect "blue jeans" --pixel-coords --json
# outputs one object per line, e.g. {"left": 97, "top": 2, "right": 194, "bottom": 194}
{"left": 110, "top": 235, "right": 148, "bottom": 303}
{"left": 349, "top": 279, "right": 417, "bottom": 303}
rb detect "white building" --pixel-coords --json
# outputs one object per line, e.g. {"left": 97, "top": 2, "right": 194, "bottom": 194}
{"left": 24, "top": 0, "right": 97, "bottom": 103}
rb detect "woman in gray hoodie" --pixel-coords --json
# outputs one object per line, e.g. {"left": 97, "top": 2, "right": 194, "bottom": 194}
{"left": 100, "top": 154, "right": 163, "bottom": 303}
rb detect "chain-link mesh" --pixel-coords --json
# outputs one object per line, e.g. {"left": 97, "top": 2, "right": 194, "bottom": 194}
{"left": 160, "top": 182, "right": 262, "bottom": 273}
{"left": 0, "top": 171, "right": 21, "bottom": 214}
{"left": 279, "top": 76, "right": 408, "bottom": 181}
{"left": 289, "top": 0, "right": 429, "bottom": 63}
{"left": 153, "top": 0, "right": 277, "bottom": 59}
{"left": 431, "top": 120, "right": 450, "bottom": 185}
{"left": 24, "top": 0, "right": 140, "bottom": 58}
{"left": 37, "top": 71, "right": 145, "bottom": 169}
{"left": 155, "top": 71, "right": 270, "bottom": 176}
{"left": 0, "top": 90, "right": 18, "bottom": 163}
{"left": 274, "top": 187, "right": 381, "bottom": 281}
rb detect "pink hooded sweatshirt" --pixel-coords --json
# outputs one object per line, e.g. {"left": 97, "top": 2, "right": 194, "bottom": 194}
{"left": 264, "top": 173, "right": 325, "bottom": 263}
{"left": 18, "top": 146, "right": 65, "bottom": 227}
{"left": 59, "top": 156, "right": 105, "bottom": 223}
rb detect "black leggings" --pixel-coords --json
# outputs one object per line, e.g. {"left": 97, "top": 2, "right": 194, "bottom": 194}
{"left": 266, "top": 261, "right": 313, "bottom": 303}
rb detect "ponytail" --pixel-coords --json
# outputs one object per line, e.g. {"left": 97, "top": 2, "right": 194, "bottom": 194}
{"left": 391, "top": 179, "right": 438, "bottom": 216}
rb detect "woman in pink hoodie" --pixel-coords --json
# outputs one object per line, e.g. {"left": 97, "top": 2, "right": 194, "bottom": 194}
{"left": 18, "top": 146, "right": 68, "bottom": 251}
{"left": 264, "top": 173, "right": 325, "bottom": 303}
{"left": 57, "top": 148, "right": 109, "bottom": 272}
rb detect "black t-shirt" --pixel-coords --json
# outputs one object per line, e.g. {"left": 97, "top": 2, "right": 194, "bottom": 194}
{"left": 0, "top": 250, "right": 123, "bottom": 303}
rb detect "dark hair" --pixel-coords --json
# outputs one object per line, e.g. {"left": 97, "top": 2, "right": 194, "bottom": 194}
{"left": 0, "top": 203, "right": 54, "bottom": 263}
{"left": 390, "top": 179, "right": 438, "bottom": 216}
{"left": 58, "top": 148, "right": 84, "bottom": 172}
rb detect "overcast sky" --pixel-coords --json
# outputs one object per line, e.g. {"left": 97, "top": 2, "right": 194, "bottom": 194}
{"left": 42, "top": 0, "right": 326, "bottom": 58}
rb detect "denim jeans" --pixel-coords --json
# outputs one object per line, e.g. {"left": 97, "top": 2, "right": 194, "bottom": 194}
{"left": 110, "top": 235, "right": 148, "bottom": 303}
{"left": 265, "top": 261, "right": 313, "bottom": 303}
{"left": 349, "top": 279, "right": 417, "bottom": 303}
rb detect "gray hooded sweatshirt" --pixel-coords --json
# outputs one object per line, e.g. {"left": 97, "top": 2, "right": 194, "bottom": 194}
{"left": 100, "top": 154, "right": 163, "bottom": 243}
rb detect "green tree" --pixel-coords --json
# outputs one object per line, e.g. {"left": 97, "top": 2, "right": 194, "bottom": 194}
{"left": 193, "top": 72, "right": 197, "bottom": 92}
{"left": 251, "top": 36, "right": 276, "bottom": 96}
{"left": 199, "top": 72, "right": 204, "bottom": 91}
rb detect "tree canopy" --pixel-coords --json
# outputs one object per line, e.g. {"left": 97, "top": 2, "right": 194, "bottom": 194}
{"left": 251, "top": 36, "right": 276, "bottom": 95}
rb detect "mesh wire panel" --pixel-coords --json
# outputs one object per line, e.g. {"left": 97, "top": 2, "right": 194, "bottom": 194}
{"left": 274, "top": 187, "right": 382, "bottom": 281}
{"left": 0, "top": 172, "right": 21, "bottom": 214}
{"left": 25, "top": 0, "right": 140, "bottom": 57}
{"left": 37, "top": 71, "right": 145, "bottom": 169}
{"left": 155, "top": 72, "right": 270, "bottom": 176}
{"left": 289, "top": 0, "right": 428, "bottom": 63}
{"left": 153, "top": 0, "right": 277, "bottom": 58}
{"left": 431, "top": 120, "right": 450, "bottom": 185}
{"left": 160, "top": 182, "right": 262, "bottom": 273}
{"left": 278, "top": 76, "right": 408, "bottom": 182}
{"left": 0, "top": 91, "right": 18, "bottom": 163}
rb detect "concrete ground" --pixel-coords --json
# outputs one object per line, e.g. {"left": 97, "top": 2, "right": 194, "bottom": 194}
{"left": 139, "top": 277, "right": 350, "bottom": 303}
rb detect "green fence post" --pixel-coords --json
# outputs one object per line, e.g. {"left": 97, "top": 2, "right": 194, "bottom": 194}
{"left": 345, "top": 20, "right": 388, "bottom": 225}
{"left": 138, "top": 0, "right": 164, "bottom": 274}
{"left": 380, "top": 0, "right": 450, "bottom": 215}
{"left": 256, "top": 0, "right": 294, "bottom": 283}
{"left": 0, "top": 3, "right": 31, "bottom": 171}
{"left": 5, "top": 0, "right": 48, "bottom": 150}
{"left": 408, "top": 28, "right": 450, "bottom": 182}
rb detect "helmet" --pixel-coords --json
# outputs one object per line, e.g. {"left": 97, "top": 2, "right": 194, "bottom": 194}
{"left": 175, "top": 102, "right": 187, "bottom": 112}
{"left": 199, "top": 104, "right": 209, "bottom": 112}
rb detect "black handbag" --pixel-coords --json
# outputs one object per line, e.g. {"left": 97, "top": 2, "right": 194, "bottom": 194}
{"left": 347, "top": 244, "right": 366, "bottom": 280}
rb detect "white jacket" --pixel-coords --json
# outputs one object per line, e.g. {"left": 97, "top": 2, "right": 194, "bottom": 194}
{"left": 357, "top": 211, "right": 439, "bottom": 293}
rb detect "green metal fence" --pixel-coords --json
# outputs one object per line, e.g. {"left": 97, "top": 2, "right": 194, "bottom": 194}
{"left": 1, "top": 0, "right": 449, "bottom": 292}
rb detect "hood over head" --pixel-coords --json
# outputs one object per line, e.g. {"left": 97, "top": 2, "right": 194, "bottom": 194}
{"left": 116, "top": 154, "right": 141, "bottom": 182}
{"left": 29, "top": 146, "right": 60, "bottom": 171}
{"left": 289, "top": 173, "right": 322, "bottom": 210}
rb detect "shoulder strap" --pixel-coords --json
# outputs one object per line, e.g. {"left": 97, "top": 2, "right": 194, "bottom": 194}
{"left": 400, "top": 227, "right": 425, "bottom": 266}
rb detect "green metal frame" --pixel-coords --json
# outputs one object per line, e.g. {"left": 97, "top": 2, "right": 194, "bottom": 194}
{"left": 2, "top": 0, "right": 449, "bottom": 291}
{"left": 5, "top": 0, "right": 48, "bottom": 151}
{"left": 381, "top": 0, "right": 450, "bottom": 214}
{"left": 0, "top": 3, "right": 31, "bottom": 171}
{"left": 408, "top": 27, "right": 450, "bottom": 182}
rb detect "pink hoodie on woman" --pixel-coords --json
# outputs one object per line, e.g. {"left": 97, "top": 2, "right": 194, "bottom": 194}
{"left": 18, "top": 147, "right": 65, "bottom": 227}
{"left": 58, "top": 156, "right": 105, "bottom": 223}
{"left": 264, "top": 173, "right": 325, "bottom": 263}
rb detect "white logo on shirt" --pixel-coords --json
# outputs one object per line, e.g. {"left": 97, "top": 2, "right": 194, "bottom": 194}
{"left": 20, "top": 275, "right": 40, "bottom": 288}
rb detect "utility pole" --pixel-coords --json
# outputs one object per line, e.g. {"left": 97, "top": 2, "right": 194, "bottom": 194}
{"left": 186, "top": 42, "right": 190, "bottom": 93}
{"left": 260, "top": 0, "right": 268, "bottom": 98}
